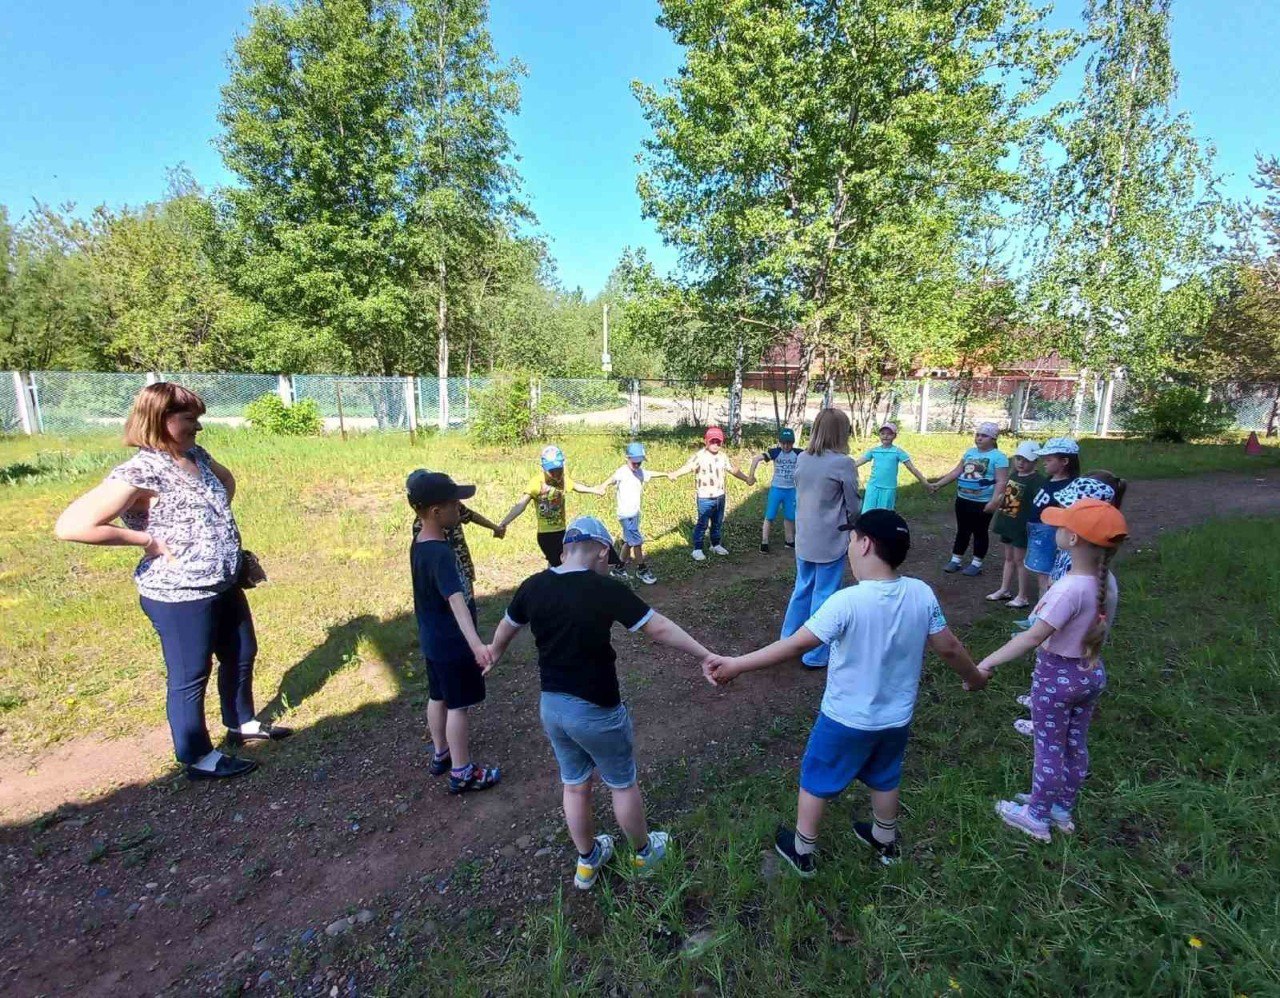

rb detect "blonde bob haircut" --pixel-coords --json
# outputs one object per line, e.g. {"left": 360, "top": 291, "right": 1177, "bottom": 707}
{"left": 805, "top": 408, "right": 851, "bottom": 456}
{"left": 123, "top": 383, "right": 206, "bottom": 454}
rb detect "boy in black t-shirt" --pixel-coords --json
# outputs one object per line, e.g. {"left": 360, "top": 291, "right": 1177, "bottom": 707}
{"left": 407, "top": 470, "right": 501, "bottom": 795}
{"left": 487, "top": 516, "right": 713, "bottom": 890}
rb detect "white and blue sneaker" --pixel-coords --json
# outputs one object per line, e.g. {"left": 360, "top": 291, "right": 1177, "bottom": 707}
{"left": 574, "top": 834, "right": 615, "bottom": 890}
{"left": 633, "top": 831, "right": 670, "bottom": 877}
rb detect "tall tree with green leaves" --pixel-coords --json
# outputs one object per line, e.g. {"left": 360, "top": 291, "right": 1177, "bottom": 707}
{"left": 1026, "top": 0, "right": 1221, "bottom": 426}
{"left": 635, "top": 0, "right": 1065, "bottom": 429}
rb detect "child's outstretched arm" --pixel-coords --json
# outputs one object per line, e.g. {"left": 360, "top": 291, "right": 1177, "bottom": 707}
{"left": 984, "top": 467, "right": 1010, "bottom": 514}
{"left": 927, "top": 628, "right": 987, "bottom": 691}
{"left": 464, "top": 507, "right": 503, "bottom": 537}
{"left": 573, "top": 481, "right": 607, "bottom": 496}
{"left": 705, "top": 628, "right": 823, "bottom": 685}
{"left": 668, "top": 456, "right": 697, "bottom": 480}
{"left": 977, "top": 620, "right": 1056, "bottom": 677}
{"left": 904, "top": 459, "right": 930, "bottom": 487}
{"left": 640, "top": 612, "right": 710, "bottom": 660}
{"left": 930, "top": 459, "right": 963, "bottom": 494}
{"left": 728, "top": 459, "right": 755, "bottom": 486}
{"left": 448, "top": 593, "right": 493, "bottom": 672}
{"left": 487, "top": 616, "right": 522, "bottom": 667}
{"left": 497, "top": 493, "right": 532, "bottom": 530}
{"left": 749, "top": 454, "right": 767, "bottom": 477}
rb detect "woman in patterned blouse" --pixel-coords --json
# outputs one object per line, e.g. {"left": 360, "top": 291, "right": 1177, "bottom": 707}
{"left": 55, "top": 383, "right": 289, "bottom": 780}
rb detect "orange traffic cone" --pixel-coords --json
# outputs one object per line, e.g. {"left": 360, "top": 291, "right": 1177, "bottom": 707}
{"left": 1245, "top": 431, "right": 1264, "bottom": 456}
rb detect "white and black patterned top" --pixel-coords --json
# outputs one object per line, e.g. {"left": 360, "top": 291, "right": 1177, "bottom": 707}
{"left": 107, "top": 446, "right": 242, "bottom": 602}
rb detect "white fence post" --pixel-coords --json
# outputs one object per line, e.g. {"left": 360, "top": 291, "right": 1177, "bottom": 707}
{"left": 1011, "top": 380, "right": 1026, "bottom": 434}
{"left": 145, "top": 372, "right": 159, "bottom": 386}
{"left": 1098, "top": 378, "right": 1116, "bottom": 437}
{"left": 404, "top": 376, "right": 418, "bottom": 433}
{"left": 916, "top": 377, "right": 930, "bottom": 433}
{"left": 12, "top": 371, "right": 35, "bottom": 435}
{"left": 277, "top": 374, "right": 293, "bottom": 406}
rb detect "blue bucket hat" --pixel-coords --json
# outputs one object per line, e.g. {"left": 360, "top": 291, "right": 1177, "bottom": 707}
{"left": 626, "top": 442, "right": 646, "bottom": 462}
{"left": 540, "top": 444, "right": 566, "bottom": 471}
{"left": 563, "top": 516, "right": 622, "bottom": 565}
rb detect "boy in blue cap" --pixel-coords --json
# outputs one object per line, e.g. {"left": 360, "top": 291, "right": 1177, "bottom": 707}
{"left": 749, "top": 427, "right": 800, "bottom": 553}
{"left": 487, "top": 515, "right": 713, "bottom": 890}
{"left": 595, "top": 442, "right": 672, "bottom": 584}
{"left": 498, "top": 444, "right": 605, "bottom": 567}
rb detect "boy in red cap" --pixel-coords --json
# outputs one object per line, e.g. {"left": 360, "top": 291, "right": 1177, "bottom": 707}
{"left": 670, "top": 426, "right": 755, "bottom": 561}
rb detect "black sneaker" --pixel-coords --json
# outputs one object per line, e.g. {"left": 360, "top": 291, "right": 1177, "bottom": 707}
{"left": 760, "top": 542, "right": 770, "bottom": 553}
{"left": 428, "top": 749, "right": 451, "bottom": 776}
{"left": 784, "top": 541, "right": 795, "bottom": 549}
{"left": 853, "top": 821, "right": 901, "bottom": 866}
{"left": 449, "top": 764, "right": 501, "bottom": 794}
{"left": 773, "top": 825, "right": 816, "bottom": 878}
{"left": 185, "top": 754, "right": 258, "bottom": 781}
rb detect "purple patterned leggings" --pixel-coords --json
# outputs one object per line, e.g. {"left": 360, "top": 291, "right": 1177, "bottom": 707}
{"left": 1029, "top": 650, "right": 1106, "bottom": 820}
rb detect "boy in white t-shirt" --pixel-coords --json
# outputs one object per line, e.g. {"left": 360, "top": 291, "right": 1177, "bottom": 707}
{"left": 705, "top": 509, "right": 987, "bottom": 874}
{"left": 594, "top": 442, "right": 671, "bottom": 585}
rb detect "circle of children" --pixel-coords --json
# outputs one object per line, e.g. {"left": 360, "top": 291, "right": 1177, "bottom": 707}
{"left": 410, "top": 415, "right": 1128, "bottom": 887}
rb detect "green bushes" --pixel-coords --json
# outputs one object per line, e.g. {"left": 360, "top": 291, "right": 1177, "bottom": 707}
{"left": 243, "top": 393, "right": 322, "bottom": 436}
{"left": 1125, "top": 385, "right": 1233, "bottom": 442}
{"left": 469, "top": 373, "right": 548, "bottom": 446}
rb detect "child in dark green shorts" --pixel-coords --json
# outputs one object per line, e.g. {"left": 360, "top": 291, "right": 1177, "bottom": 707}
{"left": 988, "top": 441, "right": 1043, "bottom": 610}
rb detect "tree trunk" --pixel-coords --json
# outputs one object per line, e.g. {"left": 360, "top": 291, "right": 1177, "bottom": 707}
{"left": 727, "top": 334, "right": 745, "bottom": 444}
{"left": 784, "top": 331, "right": 819, "bottom": 429}
{"left": 436, "top": 258, "right": 449, "bottom": 428}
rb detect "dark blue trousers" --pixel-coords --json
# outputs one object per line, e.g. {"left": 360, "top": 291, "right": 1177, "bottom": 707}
{"left": 140, "top": 588, "right": 258, "bottom": 763}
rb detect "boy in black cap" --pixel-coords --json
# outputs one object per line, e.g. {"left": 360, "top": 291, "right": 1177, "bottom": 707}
{"left": 705, "top": 509, "right": 986, "bottom": 874}
{"left": 407, "top": 470, "right": 500, "bottom": 794}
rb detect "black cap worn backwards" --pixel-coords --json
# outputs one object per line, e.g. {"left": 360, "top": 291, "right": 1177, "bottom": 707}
{"left": 405, "top": 470, "right": 476, "bottom": 508}
{"left": 839, "top": 507, "right": 911, "bottom": 564}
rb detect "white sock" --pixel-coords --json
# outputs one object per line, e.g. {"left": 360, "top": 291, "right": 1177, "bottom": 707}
{"left": 872, "top": 814, "right": 898, "bottom": 845}
{"left": 970, "top": 557, "right": 983, "bottom": 567}
{"left": 794, "top": 830, "right": 817, "bottom": 856}
{"left": 238, "top": 719, "right": 263, "bottom": 735}
{"left": 949, "top": 555, "right": 962, "bottom": 564}
{"left": 192, "top": 749, "right": 223, "bottom": 772}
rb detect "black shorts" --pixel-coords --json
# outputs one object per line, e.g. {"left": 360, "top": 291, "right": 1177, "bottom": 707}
{"left": 537, "top": 530, "right": 566, "bottom": 567}
{"left": 426, "top": 655, "right": 486, "bottom": 709}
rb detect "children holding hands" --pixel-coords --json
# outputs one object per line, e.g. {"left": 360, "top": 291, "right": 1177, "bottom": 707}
{"left": 485, "top": 516, "right": 713, "bottom": 889}
{"left": 749, "top": 427, "right": 800, "bottom": 552}
{"left": 497, "top": 445, "right": 605, "bottom": 568}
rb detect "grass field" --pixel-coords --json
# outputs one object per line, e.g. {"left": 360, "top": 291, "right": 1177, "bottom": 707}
{"left": 1, "top": 427, "right": 1278, "bottom": 752}
{"left": 358, "top": 517, "right": 1280, "bottom": 996}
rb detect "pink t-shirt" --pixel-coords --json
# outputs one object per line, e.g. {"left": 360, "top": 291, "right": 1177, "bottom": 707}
{"left": 1035, "top": 572, "right": 1119, "bottom": 658}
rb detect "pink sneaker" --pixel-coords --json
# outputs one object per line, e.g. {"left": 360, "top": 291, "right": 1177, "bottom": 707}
{"left": 995, "top": 800, "right": 1051, "bottom": 842}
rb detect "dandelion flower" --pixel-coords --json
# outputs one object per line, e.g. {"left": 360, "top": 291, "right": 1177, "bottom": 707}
{"left": 1188, "top": 936, "right": 1203, "bottom": 949}
{"left": 949, "top": 979, "right": 963, "bottom": 992}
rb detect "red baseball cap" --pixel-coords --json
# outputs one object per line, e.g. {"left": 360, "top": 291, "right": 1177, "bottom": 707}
{"left": 704, "top": 426, "right": 725, "bottom": 444}
{"left": 1042, "top": 499, "right": 1128, "bottom": 548}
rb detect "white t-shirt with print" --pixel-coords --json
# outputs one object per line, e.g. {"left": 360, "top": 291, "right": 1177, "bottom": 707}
{"left": 610, "top": 464, "right": 656, "bottom": 518}
{"left": 805, "top": 576, "right": 948, "bottom": 731}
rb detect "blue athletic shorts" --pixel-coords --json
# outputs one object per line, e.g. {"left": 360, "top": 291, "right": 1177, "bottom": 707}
{"left": 619, "top": 514, "right": 643, "bottom": 547}
{"left": 539, "top": 692, "right": 637, "bottom": 789}
{"left": 799, "top": 712, "right": 911, "bottom": 797}
{"left": 765, "top": 486, "right": 797, "bottom": 522}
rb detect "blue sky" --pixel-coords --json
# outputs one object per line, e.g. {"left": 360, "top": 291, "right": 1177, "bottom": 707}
{"left": 1, "top": 1, "right": 1277, "bottom": 296}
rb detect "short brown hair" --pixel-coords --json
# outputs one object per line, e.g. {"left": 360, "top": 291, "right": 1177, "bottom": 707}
{"left": 806, "top": 408, "right": 851, "bottom": 456}
{"left": 123, "top": 383, "right": 206, "bottom": 453}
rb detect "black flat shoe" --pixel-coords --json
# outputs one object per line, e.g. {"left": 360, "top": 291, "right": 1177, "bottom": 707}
{"left": 226, "top": 722, "right": 293, "bottom": 746}
{"left": 185, "top": 755, "right": 259, "bottom": 781}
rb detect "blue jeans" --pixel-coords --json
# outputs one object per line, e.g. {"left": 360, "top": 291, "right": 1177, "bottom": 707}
{"left": 539, "top": 692, "right": 637, "bottom": 789}
{"left": 140, "top": 588, "right": 258, "bottom": 764}
{"left": 692, "top": 494, "right": 726, "bottom": 549}
{"left": 781, "top": 555, "right": 846, "bottom": 667}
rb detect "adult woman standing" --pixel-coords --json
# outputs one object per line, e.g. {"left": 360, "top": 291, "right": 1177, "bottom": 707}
{"left": 779, "top": 408, "right": 861, "bottom": 669}
{"left": 55, "top": 383, "right": 289, "bottom": 780}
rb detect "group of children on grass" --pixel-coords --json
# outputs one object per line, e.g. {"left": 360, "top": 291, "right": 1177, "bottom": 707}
{"left": 407, "top": 418, "right": 1130, "bottom": 887}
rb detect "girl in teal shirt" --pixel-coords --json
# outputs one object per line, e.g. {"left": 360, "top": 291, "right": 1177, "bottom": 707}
{"left": 853, "top": 422, "right": 931, "bottom": 511}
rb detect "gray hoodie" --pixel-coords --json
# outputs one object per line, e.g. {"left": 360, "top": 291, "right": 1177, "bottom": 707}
{"left": 793, "top": 450, "right": 861, "bottom": 563}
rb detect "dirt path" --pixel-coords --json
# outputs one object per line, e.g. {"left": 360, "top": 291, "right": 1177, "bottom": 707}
{"left": 2, "top": 470, "right": 1277, "bottom": 995}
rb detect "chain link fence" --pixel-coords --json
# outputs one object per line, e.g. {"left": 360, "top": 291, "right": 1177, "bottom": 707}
{"left": 3, "top": 369, "right": 1277, "bottom": 438}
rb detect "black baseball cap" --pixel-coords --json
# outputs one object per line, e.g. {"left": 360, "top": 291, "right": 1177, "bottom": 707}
{"left": 839, "top": 508, "right": 911, "bottom": 566}
{"left": 406, "top": 470, "right": 476, "bottom": 508}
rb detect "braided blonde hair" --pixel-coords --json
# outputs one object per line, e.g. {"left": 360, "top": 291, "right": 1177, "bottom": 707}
{"left": 1081, "top": 541, "right": 1121, "bottom": 663}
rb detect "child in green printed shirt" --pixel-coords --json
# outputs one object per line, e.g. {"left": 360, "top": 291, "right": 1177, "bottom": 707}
{"left": 852, "top": 422, "right": 930, "bottom": 511}
{"left": 987, "top": 441, "right": 1043, "bottom": 610}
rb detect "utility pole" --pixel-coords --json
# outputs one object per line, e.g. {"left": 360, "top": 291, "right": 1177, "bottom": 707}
{"left": 601, "top": 303, "right": 612, "bottom": 375}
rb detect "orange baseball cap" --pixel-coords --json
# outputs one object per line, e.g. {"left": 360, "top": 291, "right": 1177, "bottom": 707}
{"left": 1041, "top": 498, "right": 1128, "bottom": 548}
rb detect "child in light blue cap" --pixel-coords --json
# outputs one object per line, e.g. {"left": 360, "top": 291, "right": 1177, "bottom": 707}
{"left": 594, "top": 442, "right": 672, "bottom": 584}
{"left": 750, "top": 427, "right": 802, "bottom": 552}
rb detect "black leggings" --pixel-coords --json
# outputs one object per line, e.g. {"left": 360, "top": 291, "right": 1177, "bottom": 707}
{"left": 537, "top": 530, "right": 566, "bottom": 567}
{"left": 953, "top": 497, "right": 994, "bottom": 560}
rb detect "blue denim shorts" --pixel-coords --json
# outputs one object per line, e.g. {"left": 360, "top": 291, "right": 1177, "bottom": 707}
{"left": 618, "top": 514, "right": 644, "bottom": 546}
{"left": 539, "top": 692, "right": 637, "bottom": 789}
{"left": 799, "top": 712, "right": 911, "bottom": 797}
{"left": 1025, "top": 521, "right": 1059, "bottom": 575}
